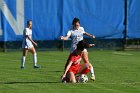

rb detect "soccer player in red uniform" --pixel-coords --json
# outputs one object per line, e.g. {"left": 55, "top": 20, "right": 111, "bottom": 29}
{"left": 60, "top": 18, "right": 95, "bottom": 80}
{"left": 61, "top": 40, "right": 92, "bottom": 83}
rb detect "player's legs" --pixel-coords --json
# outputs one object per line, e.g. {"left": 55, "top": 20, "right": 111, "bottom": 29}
{"left": 82, "top": 50, "right": 95, "bottom": 80}
{"left": 89, "top": 63, "right": 95, "bottom": 80}
{"left": 66, "top": 72, "right": 76, "bottom": 83}
{"left": 21, "top": 48, "right": 28, "bottom": 68}
{"left": 77, "top": 63, "right": 90, "bottom": 74}
{"left": 29, "top": 47, "right": 39, "bottom": 68}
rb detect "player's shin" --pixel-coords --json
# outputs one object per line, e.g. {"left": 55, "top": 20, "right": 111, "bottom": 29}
{"left": 21, "top": 56, "right": 26, "bottom": 67}
{"left": 33, "top": 53, "right": 37, "bottom": 66}
{"left": 90, "top": 66, "right": 95, "bottom": 80}
{"left": 90, "top": 66, "right": 95, "bottom": 76}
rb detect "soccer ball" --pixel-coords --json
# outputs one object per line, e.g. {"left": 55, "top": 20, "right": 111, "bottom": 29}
{"left": 79, "top": 74, "right": 88, "bottom": 83}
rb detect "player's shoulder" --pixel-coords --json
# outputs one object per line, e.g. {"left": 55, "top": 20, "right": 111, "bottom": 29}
{"left": 25, "top": 28, "right": 32, "bottom": 32}
{"left": 79, "top": 27, "right": 84, "bottom": 31}
{"left": 68, "top": 54, "right": 76, "bottom": 62}
{"left": 69, "top": 51, "right": 76, "bottom": 58}
{"left": 25, "top": 27, "right": 28, "bottom": 30}
{"left": 67, "top": 28, "right": 74, "bottom": 35}
{"left": 25, "top": 28, "right": 29, "bottom": 31}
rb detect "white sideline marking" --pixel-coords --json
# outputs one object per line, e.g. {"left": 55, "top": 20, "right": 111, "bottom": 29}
{"left": 113, "top": 52, "right": 133, "bottom": 56}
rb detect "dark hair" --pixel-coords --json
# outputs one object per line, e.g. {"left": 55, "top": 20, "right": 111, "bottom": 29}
{"left": 72, "top": 17, "right": 80, "bottom": 25}
{"left": 27, "top": 20, "right": 32, "bottom": 25}
{"left": 77, "top": 40, "right": 90, "bottom": 51}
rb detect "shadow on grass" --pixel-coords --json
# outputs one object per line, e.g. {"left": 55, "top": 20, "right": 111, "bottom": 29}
{"left": 0, "top": 81, "right": 60, "bottom": 84}
{"left": 47, "top": 71, "right": 63, "bottom": 72}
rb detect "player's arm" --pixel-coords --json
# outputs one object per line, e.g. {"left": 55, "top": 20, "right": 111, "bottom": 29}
{"left": 89, "top": 44, "right": 95, "bottom": 47}
{"left": 61, "top": 61, "right": 73, "bottom": 80}
{"left": 60, "top": 30, "right": 71, "bottom": 40}
{"left": 26, "top": 35, "right": 37, "bottom": 46}
{"left": 82, "top": 52, "right": 90, "bottom": 63}
{"left": 84, "top": 32, "right": 95, "bottom": 38}
{"left": 84, "top": 32, "right": 95, "bottom": 47}
{"left": 60, "top": 35, "right": 70, "bottom": 40}
{"left": 24, "top": 29, "right": 37, "bottom": 46}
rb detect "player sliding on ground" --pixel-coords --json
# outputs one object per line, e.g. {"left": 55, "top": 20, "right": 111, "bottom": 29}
{"left": 61, "top": 40, "right": 93, "bottom": 83}
{"left": 60, "top": 18, "right": 95, "bottom": 80}
{"left": 21, "top": 20, "right": 39, "bottom": 69}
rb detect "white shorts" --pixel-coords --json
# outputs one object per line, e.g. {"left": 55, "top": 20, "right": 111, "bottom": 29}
{"left": 83, "top": 49, "right": 88, "bottom": 52}
{"left": 22, "top": 40, "right": 34, "bottom": 49}
{"left": 70, "top": 47, "right": 88, "bottom": 53}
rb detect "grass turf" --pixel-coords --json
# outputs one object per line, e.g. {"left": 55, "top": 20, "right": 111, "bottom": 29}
{"left": 0, "top": 50, "right": 140, "bottom": 93}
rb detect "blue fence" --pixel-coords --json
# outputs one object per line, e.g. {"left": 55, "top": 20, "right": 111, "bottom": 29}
{"left": 0, "top": 0, "right": 140, "bottom": 42}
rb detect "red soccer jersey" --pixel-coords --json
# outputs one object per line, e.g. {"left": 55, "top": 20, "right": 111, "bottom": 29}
{"left": 67, "top": 50, "right": 82, "bottom": 65}
{"left": 65, "top": 50, "right": 82, "bottom": 74}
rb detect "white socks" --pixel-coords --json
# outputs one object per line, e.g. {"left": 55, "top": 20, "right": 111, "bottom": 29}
{"left": 33, "top": 53, "right": 37, "bottom": 66}
{"left": 90, "top": 66, "right": 95, "bottom": 77}
{"left": 21, "top": 53, "right": 37, "bottom": 67}
{"left": 21, "top": 56, "right": 26, "bottom": 67}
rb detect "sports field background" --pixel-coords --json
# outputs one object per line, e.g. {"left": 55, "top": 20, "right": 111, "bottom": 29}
{"left": 0, "top": 50, "right": 140, "bottom": 93}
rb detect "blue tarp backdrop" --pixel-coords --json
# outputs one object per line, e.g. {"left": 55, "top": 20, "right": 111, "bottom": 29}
{"left": 128, "top": 0, "right": 140, "bottom": 38}
{"left": 0, "top": 0, "right": 140, "bottom": 41}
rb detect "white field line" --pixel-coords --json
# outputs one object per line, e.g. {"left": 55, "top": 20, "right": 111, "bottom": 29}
{"left": 112, "top": 52, "right": 133, "bottom": 56}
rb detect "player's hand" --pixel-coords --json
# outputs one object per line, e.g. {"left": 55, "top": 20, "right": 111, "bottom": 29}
{"left": 92, "top": 35, "right": 95, "bottom": 38}
{"left": 61, "top": 75, "right": 67, "bottom": 83}
{"left": 89, "top": 44, "right": 95, "bottom": 47}
{"left": 61, "top": 74, "right": 66, "bottom": 80}
{"left": 60, "top": 36, "right": 64, "bottom": 40}
{"left": 34, "top": 42, "right": 38, "bottom": 47}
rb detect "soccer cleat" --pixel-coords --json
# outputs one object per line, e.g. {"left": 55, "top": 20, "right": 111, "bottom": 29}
{"left": 21, "top": 66, "right": 25, "bottom": 69}
{"left": 34, "top": 66, "right": 40, "bottom": 68}
{"left": 62, "top": 79, "right": 67, "bottom": 83}
{"left": 90, "top": 76, "right": 95, "bottom": 81}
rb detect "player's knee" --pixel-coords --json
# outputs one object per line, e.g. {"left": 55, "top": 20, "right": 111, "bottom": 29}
{"left": 23, "top": 54, "right": 26, "bottom": 56}
{"left": 81, "top": 67, "right": 90, "bottom": 74}
{"left": 88, "top": 63, "right": 93, "bottom": 69}
{"left": 68, "top": 72, "right": 76, "bottom": 83}
{"left": 33, "top": 53, "right": 37, "bottom": 56}
{"left": 71, "top": 80, "right": 76, "bottom": 83}
{"left": 84, "top": 63, "right": 90, "bottom": 69}
{"left": 23, "top": 52, "right": 28, "bottom": 56}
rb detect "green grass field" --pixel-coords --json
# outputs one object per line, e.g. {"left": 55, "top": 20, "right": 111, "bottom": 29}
{"left": 0, "top": 50, "right": 140, "bottom": 93}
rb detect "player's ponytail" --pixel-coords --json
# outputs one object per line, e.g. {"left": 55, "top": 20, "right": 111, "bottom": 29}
{"left": 77, "top": 40, "right": 90, "bottom": 51}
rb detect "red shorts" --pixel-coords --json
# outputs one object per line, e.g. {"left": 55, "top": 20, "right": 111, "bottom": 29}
{"left": 68, "top": 65, "right": 80, "bottom": 75}
{"left": 68, "top": 64, "right": 90, "bottom": 75}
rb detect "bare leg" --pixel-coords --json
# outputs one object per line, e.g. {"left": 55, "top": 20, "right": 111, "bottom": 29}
{"left": 77, "top": 63, "right": 90, "bottom": 74}
{"left": 29, "top": 47, "right": 39, "bottom": 68}
{"left": 29, "top": 47, "right": 36, "bottom": 54}
{"left": 82, "top": 52, "right": 95, "bottom": 80}
{"left": 66, "top": 72, "right": 76, "bottom": 83}
{"left": 21, "top": 48, "right": 28, "bottom": 68}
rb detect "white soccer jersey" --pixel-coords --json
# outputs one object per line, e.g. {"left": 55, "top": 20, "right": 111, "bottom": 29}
{"left": 67, "top": 27, "right": 86, "bottom": 53}
{"left": 22, "top": 28, "right": 33, "bottom": 49}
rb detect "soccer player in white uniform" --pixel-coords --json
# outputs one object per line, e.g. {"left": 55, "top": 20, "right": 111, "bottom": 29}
{"left": 21, "top": 20, "right": 39, "bottom": 69}
{"left": 60, "top": 18, "right": 96, "bottom": 81}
